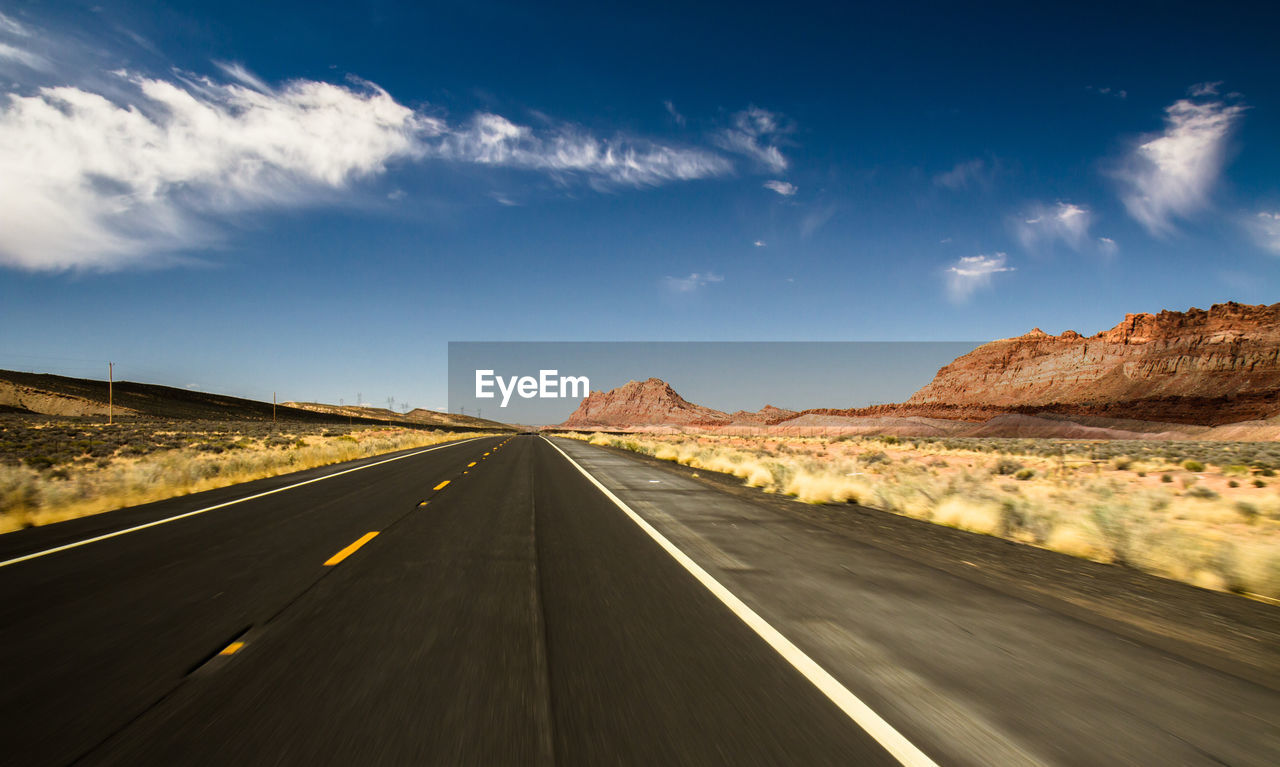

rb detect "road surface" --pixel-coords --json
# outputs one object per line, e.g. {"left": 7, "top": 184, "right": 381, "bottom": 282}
{"left": 0, "top": 435, "right": 1276, "bottom": 765}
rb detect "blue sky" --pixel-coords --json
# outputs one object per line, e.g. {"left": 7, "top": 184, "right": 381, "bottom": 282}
{"left": 0, "top": 1, "right": 1277, "bottom": 411}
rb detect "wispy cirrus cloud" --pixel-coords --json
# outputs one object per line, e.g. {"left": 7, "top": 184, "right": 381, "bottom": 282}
{"left": 763, "top": 180, "right": 796, "bottom": 196}
{"left": 1246, "top": 211, "right": 1280, "bottom": 255}
{"left": 946, "top": 253, "right": 1013, "bottom": 302}
{"left": 1086, "top": 85, "right": 1127, "bottom": 100}
{"left": 1015, "top": 201, "right": 1094, "bottom": 251}
{"left": 1116, "top": 84, "right": 1247, "bottom": 235}
{"left": 663, "top": 271, "right": 724, "bottom": 293}
{"left": 0, "top": 11, "right": 47, "bottom": 70}
{"left": 0, "top": 25, "right": 740, "bottom": 271}
{"left": 435, "top": 112, "right": 729, "bottom": 187}
{"left": 714, "top": 106, "right": 791, "bottom": 172}
{"left": 0, "top": 15, "right": 801, "bottom": 271}
{"left": 663, "top": 99, "right": 685, "bottom": 127}
{"left": 0, "top": 11, "right": 31, "bottom": 37}
{"left": 933, "top": 158, "right": 991, "bottom": 191}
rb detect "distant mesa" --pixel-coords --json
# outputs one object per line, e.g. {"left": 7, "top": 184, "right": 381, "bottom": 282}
{"left": 556, "top": 302, "right": 1280, "bottom": 439}
{"left": 727, "top": 404, "right": 799, "bottom": 425}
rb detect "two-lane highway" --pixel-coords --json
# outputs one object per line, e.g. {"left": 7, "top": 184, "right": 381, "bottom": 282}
{"left": 1, "top": 435, "right": 903, "bottom": 765}
{"left": 2, "top": 434, "right": 1277, "bottom": 765}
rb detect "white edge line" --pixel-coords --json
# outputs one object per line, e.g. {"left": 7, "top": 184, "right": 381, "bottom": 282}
{"left": 542, "top": 436, "right": 939, "bottom": 767}
{"left": 0, "top": 437, "right": 485, "bottom": 568}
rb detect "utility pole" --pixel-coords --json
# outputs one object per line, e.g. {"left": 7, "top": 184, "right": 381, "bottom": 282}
{"left": 108, "top": 361, "right": 113, "bottom": 425}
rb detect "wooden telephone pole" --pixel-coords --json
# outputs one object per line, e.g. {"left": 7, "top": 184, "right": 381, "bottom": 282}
{"left": 108, "top": 362, "right": 113, "bottom": 425}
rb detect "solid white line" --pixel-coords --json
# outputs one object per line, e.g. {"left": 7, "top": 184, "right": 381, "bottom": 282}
{"left": 0, "top": 438, "right": 484, "bottom": 569}
{"left": 542, "top": 437, "right": 939, "bottom": 767}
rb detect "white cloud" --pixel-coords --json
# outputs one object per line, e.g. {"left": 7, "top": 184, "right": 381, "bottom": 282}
{"left": 714, "top": 106, "right": 790, "bottom": 172}
{"left": 946, "top": 253, "right": 1013, "bottom": 302}
{"left": 763, "top": 179, "right": 796, "bottom": 196}
{"left": 1098, "top": 236, "right": 1118, "bottom": 255}
{"left": 664, "top": 271, "right": 724, "bottom": 292}
{"left": 1015, "top": 201, "right": 1094, "bottom": 250}
{"left": 1246, "top": 211, "right": 1280, "bottom": 255}
{"left": 0, "top": 73, "right": 428, "bottom": 270}
{"left": 753, "top": 240, "right": 766, "bottom": 247}
{"left": 0, "top": 61, "right": 734, "bottom": 270}
{"left": 1116, "top": 89, "right": 1247, "bottom": 235}
{"left": 933, "top": 158, "right": 989, "bottom": 190}
{"left": 1188, "top": 81, "right": 1222, "bottom": 97}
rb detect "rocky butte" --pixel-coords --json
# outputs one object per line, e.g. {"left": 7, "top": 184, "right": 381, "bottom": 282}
{"left": 561, "top": 378, "right": 731, "bottom": 429}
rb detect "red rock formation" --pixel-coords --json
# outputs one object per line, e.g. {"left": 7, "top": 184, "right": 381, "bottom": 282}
{"left": 904, "top": 302, "right": 1280, "bottom": 425}
{"left": 560, "top": 378, "right": 731, "bottom": 429}
{"left": 727, "top": 404, "right": 799, "bottom": 424}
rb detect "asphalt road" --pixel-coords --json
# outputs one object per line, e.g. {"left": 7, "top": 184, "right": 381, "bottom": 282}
{"left": 0, "top": 435, "right": 1276, "bottom": 765}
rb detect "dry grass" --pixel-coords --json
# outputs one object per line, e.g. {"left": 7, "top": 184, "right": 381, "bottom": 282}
{"left": 562, "top": 431, "right": 1280, "bottom": 600}
{"left": 1, "top": 426, "right": 496, "bottom": 533}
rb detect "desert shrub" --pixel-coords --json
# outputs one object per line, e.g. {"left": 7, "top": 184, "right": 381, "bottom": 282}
{"left": 1253, "top": 479, "right": 1267, "bottom": 488}
{"left": 1185, "top": 485, "right": 1219, "bottom": 500}
{"left": 1112, "top": 456, "right": 1133, "bottom": 471}
{"left": 993, "top": 458, "right": 1024, "bottom": 475}
{"left": 25, "top": 455, "right": 54, "bottom": 471}
{"left": 1183, "top": 460, "right": 1205, "bottom": 472}
{"left": 1014, "top": 468, "right": 1035, "bottom": 481}
{"left": 1161, "top": 473, "right": 1173, "bottom": 483}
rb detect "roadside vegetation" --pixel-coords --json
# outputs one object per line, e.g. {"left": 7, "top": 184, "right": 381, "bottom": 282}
{"left": 560, "top": 432, "right": 1280, "bottom": 601}
{"left": 0, "top": 417, "right": 493, "bottom": 532}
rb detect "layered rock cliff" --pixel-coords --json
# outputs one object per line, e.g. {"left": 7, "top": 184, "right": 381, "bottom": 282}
{"left": 905, "top": 302, "right": 1280, "bottom": 425}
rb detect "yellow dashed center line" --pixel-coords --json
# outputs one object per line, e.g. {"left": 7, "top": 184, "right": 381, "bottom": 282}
{"left": 434, "top": 480, "right": 450, "bottom": 491}
{"left": 219, "top": 641, "right": 245, "bottom": 656}
{"left": 467, "top": 462, "right": 477, "bottom": 467}
{"left": 324, "top": 531, "right": 379, "bottom": 566}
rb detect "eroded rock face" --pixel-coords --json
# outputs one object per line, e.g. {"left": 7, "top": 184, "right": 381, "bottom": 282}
{"left": 905, "top": 302, "right": 1280, "bottom": 425}
{"left": 561, "top": 378, "right": 731, "bottom": 428}
{"left": 727, "top": 405, "right": 799, "bottom": 424}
